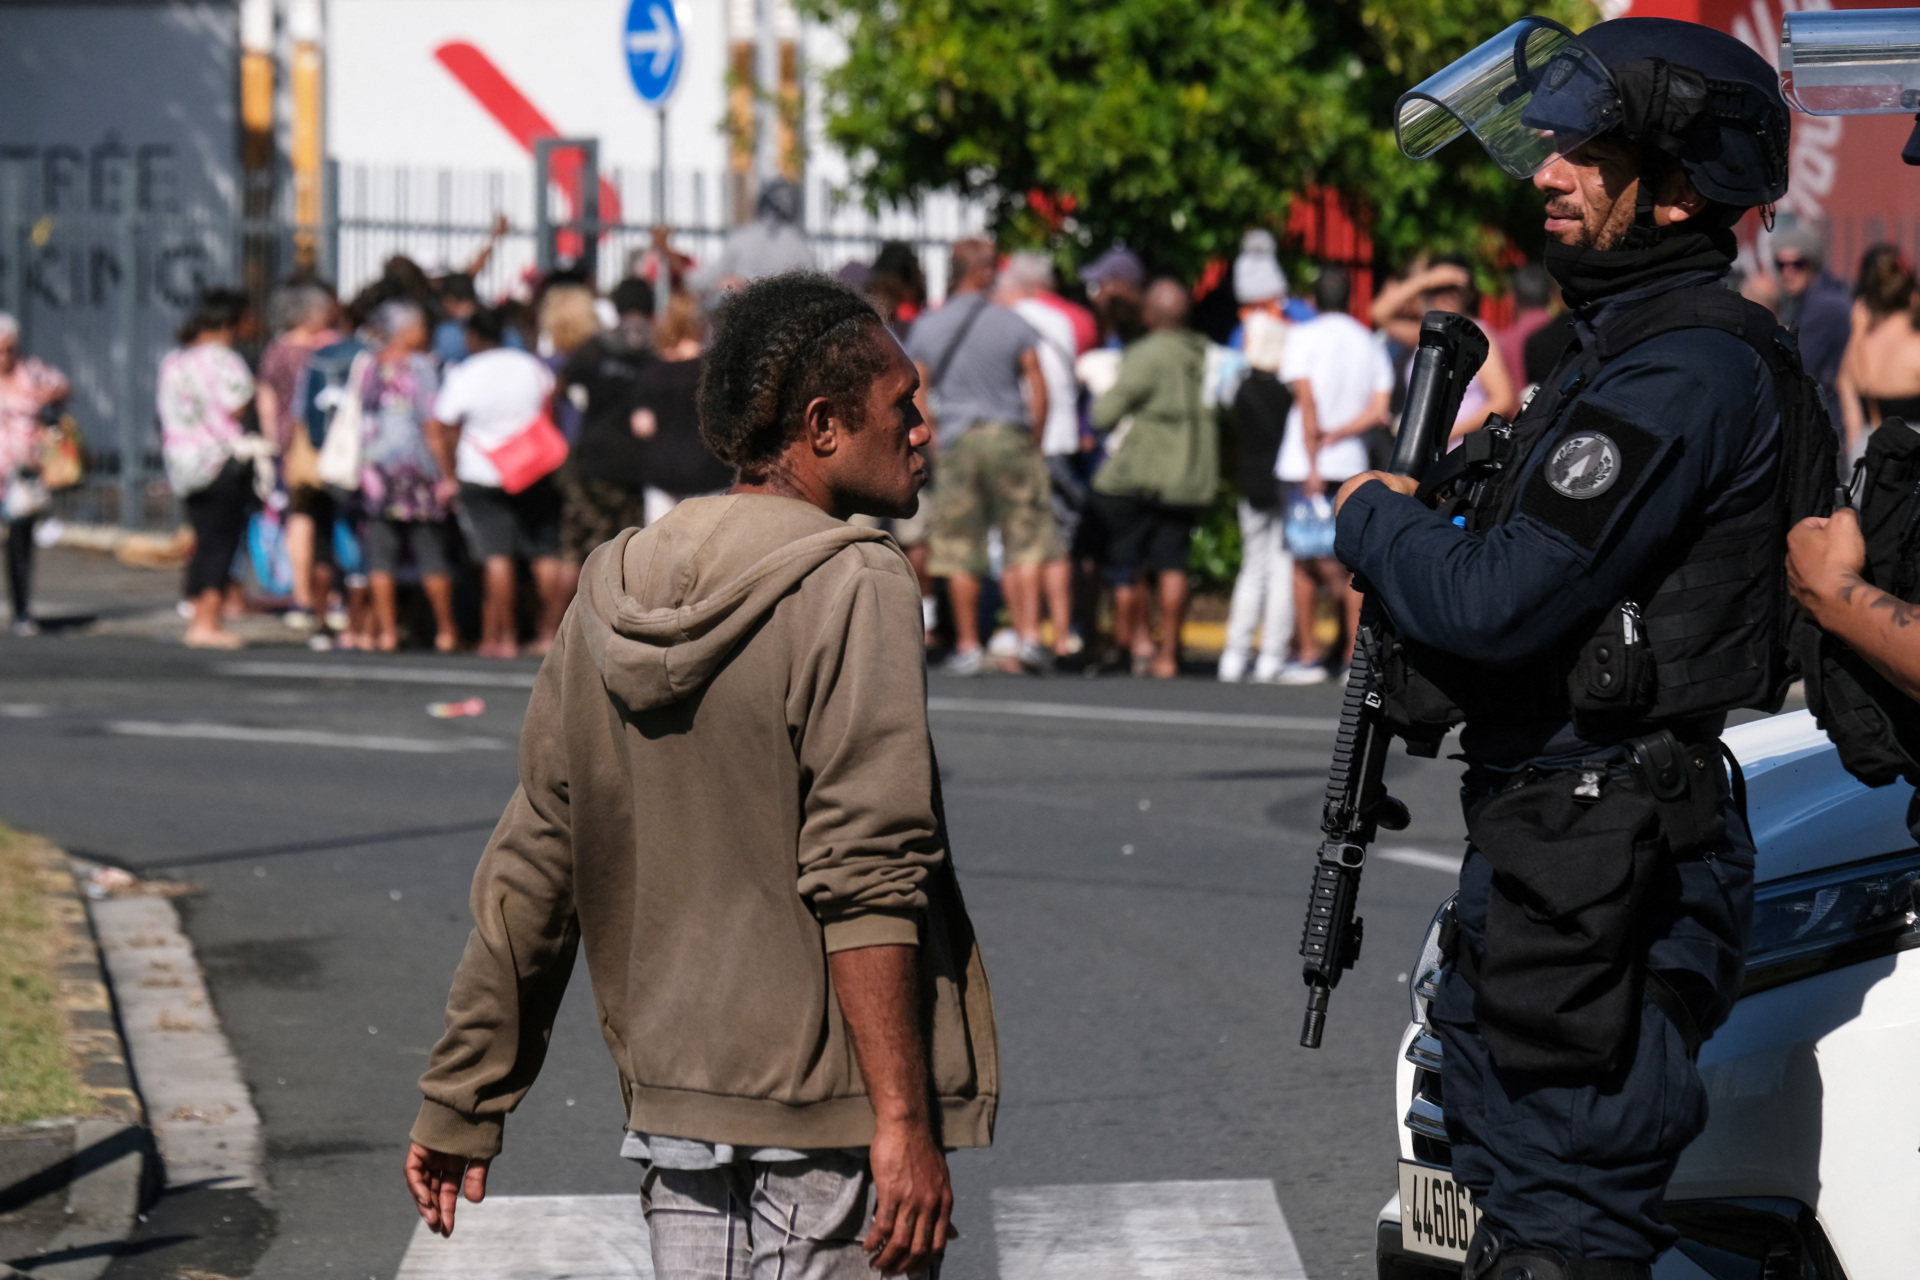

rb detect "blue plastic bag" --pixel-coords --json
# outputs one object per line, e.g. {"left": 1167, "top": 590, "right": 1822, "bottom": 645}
{"left": 247, "top": 510, "right": 294, "bottom": 598}
{"left": 333, "top": 516, "right": 365, "bottom": 577}
{"left": 1284, "top": 492, "right": 1337, "bottom": 560}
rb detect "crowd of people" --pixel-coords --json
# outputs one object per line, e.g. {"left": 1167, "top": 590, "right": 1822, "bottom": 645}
{"left": 137, "top": 252, "right": 725, "bottom": 653}
{"left": 3, "top": 207, "right": 1916, "bottom": 672}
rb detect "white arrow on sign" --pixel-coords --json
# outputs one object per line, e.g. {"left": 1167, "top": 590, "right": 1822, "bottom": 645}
{"left": 626, "top": 2, "right": 677, "bottom": 78}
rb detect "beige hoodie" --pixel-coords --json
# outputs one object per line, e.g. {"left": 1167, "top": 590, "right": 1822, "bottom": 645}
{"left": 412, "top": 494, "right": 997, "bottom": 1159}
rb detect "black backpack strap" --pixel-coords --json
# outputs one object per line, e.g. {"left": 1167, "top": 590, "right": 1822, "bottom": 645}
{"left": 928, "top": 293, "right": 990, "bottom": 391}
{"left": 1593, "top": 287, "right": 1792, "bottom": 375}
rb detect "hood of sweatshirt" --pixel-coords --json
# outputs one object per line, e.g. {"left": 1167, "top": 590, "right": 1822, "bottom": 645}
{"left": 577, "top": 494, "right": 894, "bottom": 712}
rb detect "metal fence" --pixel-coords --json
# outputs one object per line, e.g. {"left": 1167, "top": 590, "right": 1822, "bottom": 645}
{"left": 331, "top": 161, "right": 989, "bottom": 303}
{"left": 1, "top": 161, "right": 986, "bottom": 529}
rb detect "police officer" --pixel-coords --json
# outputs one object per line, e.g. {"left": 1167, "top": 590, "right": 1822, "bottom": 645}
{"left": 1339, "top": 18, "right": 1800, "bottom": 1280}
{"left": 1779, "top": 6, "right": 1920, "bottom": 792}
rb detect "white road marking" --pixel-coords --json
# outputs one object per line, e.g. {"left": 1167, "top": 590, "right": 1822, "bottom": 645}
{"left": 395, "top": 1195, "right": 652, "bottom": 1280}
{"left": 223, "top": 665, "right": 1334, "bottom": 734}
{"left": 928, "top": 697, "right": 1337, "bottom": 733}
{"left": 222, "top": 659, "right": 539, "bottom": 688}
{"left": 1380, "top": 847, "right": 1464, "bottom": 874}
{"left": 92, "top": 895, "right": 261, "bottom": 1190}
{"left": 104, "top": 720, "right": 509, "bottom": 753}
{"left": 393, "top": 1180, "right": 1313, "bottom": 1279}
{"left": 994, "top": 1179, "right": 1308, "bottom": 1279}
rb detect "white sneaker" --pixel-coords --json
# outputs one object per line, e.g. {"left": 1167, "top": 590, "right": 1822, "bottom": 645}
{"left": 1275, "top": 660, "right": 1329, "bottom": 685}
{"left": 1217, "top": 650, "right": 1249, "bottom": 683}
{"left": 942, "top": 647, "right": 985, "bottom": 677}
{"left": 1251, "top": 655, "right": 1285, "bottom": 684}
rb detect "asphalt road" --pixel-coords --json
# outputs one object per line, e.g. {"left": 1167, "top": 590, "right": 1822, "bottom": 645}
{"left": 0, "top": 622, "right": 1475, "bottom": 1280}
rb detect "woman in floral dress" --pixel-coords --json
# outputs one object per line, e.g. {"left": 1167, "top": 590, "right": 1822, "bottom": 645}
{"left": 158, "top": 288, "right": 257, "bottom": 649}
{"left": 357, "top": 301, "right": 457, "bottom": 651}
{"left": 0, "top": 311, "right": 70, "bottom": 636}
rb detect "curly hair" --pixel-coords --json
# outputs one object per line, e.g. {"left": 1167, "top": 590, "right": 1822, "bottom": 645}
{"left": 699, "top": 272, "right": 891, "bottom": 478}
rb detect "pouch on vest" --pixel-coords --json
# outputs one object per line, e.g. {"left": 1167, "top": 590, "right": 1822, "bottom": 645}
{"left": 1463, "top": 775, "right": 1665, "bottom": 1077}
{"left": 1567, "top": 599, "right": 1657, "bottom": 722}
{"left": 1798, "top": 416, "right": 1920, "bottom": 787}
{"left": 1379, "top": 631, "right": 1467, "bottom": 754}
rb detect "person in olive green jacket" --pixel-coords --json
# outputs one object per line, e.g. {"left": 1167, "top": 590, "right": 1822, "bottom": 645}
{"left": 1089, "top": 278, "right": 1219, "bottom": 678}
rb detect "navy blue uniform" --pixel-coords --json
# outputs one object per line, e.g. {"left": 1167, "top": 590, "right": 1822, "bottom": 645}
{"left": 1334, "top": 271, "right": 1776, "bottom": 1261}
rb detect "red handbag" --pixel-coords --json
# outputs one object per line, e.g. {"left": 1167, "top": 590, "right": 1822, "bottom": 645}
{"left": 482, "top": 412, "right": 569, "bottom": 494}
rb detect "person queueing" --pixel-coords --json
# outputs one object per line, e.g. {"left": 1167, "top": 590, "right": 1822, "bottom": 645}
{"left": 257, "top": 282, "right": 343, "bottom": 634}
{"left": 1087, "top": 279, "right": 1218, "bottom": 680}
{"left": 427, "top": 307, "right": 568, "bottom": 658}
{"left": 355, "top": 301, "right": 458, "bottom": 653}
{"left": 1335, "top": 20, "right": 1799, "bottom": 1278}
{"left": 626, "top": 291, "right": 732, "bottom": 524}
{"left": 158, "top": 288, "right": 262, "bottom": 651}
{"left": 404, "top": 274, "right": 996, "bottom": 1280}
{"left": 0, "top": 312, "right": 70, "bottom": 636}
{"left": 556, "top": 278, "right": 656, "bottom": 578}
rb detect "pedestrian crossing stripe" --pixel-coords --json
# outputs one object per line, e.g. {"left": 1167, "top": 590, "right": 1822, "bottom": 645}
{"left": 394, "top": 1179, "right": 1311, "bottom": 1279}
{"left": 994, "top": 1180, "right": 1308, "bottom": 1279}
{"left": 395, "top": 1195, "right": 650, "bottom": 1279}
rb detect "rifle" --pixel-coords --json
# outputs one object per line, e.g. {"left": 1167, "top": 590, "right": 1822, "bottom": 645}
{"left": 1298, "top": 311, "right": 1489, "bottom": 1050}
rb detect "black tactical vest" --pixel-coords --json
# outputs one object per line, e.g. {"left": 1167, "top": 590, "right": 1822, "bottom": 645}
{"left": 1381, "top": 287, "right": 1833, "bottom": 739}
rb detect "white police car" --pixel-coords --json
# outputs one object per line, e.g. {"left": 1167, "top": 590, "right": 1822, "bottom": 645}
{"left": 1377, "top": 710, "right": 1920, "bottom": 1280}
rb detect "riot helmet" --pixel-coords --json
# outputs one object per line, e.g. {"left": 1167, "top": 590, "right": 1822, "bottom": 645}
{"left": 1397, "top": 17, "right": 1790, "bottom": 208}
{"left": 1780, "top": 7, "right": 1920, "bottom": 164}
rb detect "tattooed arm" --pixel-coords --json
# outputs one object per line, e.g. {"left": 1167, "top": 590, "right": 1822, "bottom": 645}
{"left": 1788, "top": 510, "right": 1920, "bottom": 702}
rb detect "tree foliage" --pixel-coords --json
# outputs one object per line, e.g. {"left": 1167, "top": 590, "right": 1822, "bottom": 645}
{"left": 806, "top": 0, "right": 1594, "bottom": 280}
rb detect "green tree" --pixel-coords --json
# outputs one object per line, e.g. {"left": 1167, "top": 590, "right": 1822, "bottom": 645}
{"left": 805, "top": 0, "right": 1594, "bottom": 279}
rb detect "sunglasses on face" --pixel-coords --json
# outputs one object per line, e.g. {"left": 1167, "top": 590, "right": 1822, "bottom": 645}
{"left": 1774, "top": 257, "right": 1810, "bottom": 271}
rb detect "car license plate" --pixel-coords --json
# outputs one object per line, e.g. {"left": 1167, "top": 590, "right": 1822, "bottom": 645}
{"left": 1398, "top": 1160, "right": 1481, "bottom": 1262}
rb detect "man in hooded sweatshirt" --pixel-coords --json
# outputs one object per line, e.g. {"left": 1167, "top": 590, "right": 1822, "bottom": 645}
{"left": 403, "top": 272, "right": 997, "bottom": 1280}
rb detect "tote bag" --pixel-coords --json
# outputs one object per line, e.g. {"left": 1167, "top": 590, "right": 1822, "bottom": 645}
{"left": 315, "top": 353, "right": 370, "bottom": 491}
{"left": 483, "top": 412, "right": 569, "bottom": 494}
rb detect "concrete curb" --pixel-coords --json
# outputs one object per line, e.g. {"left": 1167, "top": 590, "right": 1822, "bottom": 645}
{"left": 86, "top": 890, "right": 262, "bottom": 1194}
{"left": 36, "top": 850, "right": 144, "bottom": 1129}
{"left": 0, "top": 844, "right": 151, "bottom": 1280}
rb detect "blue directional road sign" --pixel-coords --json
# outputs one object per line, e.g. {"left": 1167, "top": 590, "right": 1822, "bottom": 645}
{"left": 624, "top": 0, "right": 683, "bottom": 105}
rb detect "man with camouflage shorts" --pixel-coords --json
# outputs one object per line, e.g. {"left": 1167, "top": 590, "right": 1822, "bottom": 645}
{"left": 905, "top": 239, "right": 1063, "bottom": 674}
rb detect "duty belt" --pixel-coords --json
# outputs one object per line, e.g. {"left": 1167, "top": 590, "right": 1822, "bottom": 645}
{"left": 1447, "top": 727, "right": 1746, "bottom": 1061}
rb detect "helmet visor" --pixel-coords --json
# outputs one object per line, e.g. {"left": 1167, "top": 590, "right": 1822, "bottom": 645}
{"left": 1395, "top": 18, "right": 1617, "bottom": 179}
{"left": 1782, "top": 8, "right": 1920, "bottom": 115}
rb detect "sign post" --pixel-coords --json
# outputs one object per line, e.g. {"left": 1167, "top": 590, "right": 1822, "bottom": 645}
{"left": 625, "top": 0, "right": 683, "bottom": 317}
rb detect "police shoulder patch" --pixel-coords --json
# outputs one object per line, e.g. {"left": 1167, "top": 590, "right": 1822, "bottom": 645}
{"left": 1519, "top": 403, "right": 1667, "bottom": 550}
{"left": 1545, "top": 431, "right": 1622, "bottom": 500}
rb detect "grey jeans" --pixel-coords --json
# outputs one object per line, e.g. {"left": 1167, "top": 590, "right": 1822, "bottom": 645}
{"left": 639, "top": 1151, "right": 936, "bottom": 1280}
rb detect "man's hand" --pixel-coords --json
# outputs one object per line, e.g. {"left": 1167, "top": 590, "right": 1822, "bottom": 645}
{"left": 864, "top": 1115, "right": 954, "bottom": 1277}
{"left": 404, "top": 1141, "right": 490, "bottom": 1238}
{"left": 1334, "top": 471, "right": 1418, "bottom": 515}
{"left": 1787, "top": 509, "right": 1867, "bottom": 626}
{"left": 828, "top": 944, "right": 951, "bottom": 1277}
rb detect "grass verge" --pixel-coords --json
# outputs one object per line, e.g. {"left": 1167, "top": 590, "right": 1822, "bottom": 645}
{"left": 0, "top": 824, "right": 92, "bottom": 1125}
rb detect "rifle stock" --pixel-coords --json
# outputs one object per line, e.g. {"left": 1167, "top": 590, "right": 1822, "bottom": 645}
{"left": 1297, "top": 311, "right": 1487, "bottom": 1049}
